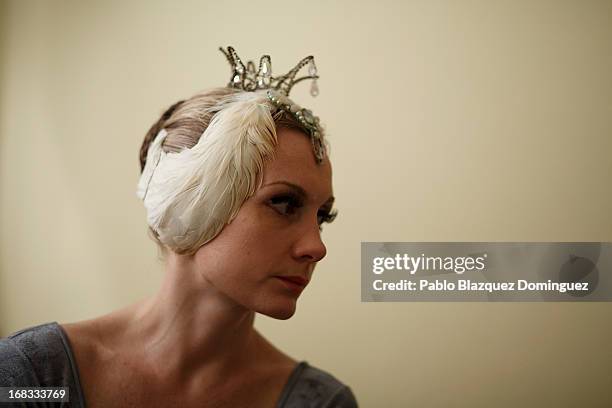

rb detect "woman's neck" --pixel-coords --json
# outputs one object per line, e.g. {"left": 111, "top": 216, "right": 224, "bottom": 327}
{"left": 101, "top": 252, "right": 260, "bottom": 386}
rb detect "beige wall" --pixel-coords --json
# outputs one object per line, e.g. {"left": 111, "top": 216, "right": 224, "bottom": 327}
{"left": 1, "top": 0, "right": 611, "bottom": 406}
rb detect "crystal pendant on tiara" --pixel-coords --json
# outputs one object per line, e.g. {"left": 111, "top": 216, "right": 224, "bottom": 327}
{"left": 310, "top": 79, "right": 319, "bottom": 97}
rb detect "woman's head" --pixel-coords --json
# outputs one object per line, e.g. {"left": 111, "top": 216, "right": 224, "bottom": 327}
{"left": 138, "top": 88, "right": 335, "bottom": 258}
{"left": 138, "top": 86, "right": 336, "bottom": 318}
{"left": 192, "top": 127, "right": 335, "bottom": 319}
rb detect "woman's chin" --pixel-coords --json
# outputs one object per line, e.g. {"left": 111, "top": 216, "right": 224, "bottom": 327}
{"left": 258, "top": 299, "right": 298, "bottom": 320}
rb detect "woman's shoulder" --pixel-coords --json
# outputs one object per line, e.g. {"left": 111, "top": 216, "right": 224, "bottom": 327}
{"left": 279, "top": 361, "right": 359, "bottom": 408}
{"left": 0, "top": 322, "right": 73, "bottom": 386}
{"left": 252, "top": 332, "right": 358, "bottom": 407}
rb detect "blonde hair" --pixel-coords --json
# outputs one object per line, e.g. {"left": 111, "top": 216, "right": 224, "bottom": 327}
{"left": 139, "top": 88, "right": 316, "bottom": 258}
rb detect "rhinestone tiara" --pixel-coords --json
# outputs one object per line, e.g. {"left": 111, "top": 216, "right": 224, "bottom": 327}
{"left": 219, "top": 46, "right": 319, "bottom": 97}
{"left": 266, "top": 89, "right": 325, "bottom": 163}
{"left": 219, "top": 46, "right": 326, "bottom": 163}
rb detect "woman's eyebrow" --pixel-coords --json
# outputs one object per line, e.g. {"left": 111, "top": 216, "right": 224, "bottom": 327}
{"left": 263, "top": 181, "right": 335, "bottom": 205}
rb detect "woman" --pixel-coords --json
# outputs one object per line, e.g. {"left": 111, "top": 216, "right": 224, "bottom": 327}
{"left": 0, "top": 47, "right": 358, "bottom": 407}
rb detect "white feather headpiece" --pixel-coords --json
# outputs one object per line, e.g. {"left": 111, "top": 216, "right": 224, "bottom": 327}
{"left": 136, "top": 91, "right": 277, "bottom": 254}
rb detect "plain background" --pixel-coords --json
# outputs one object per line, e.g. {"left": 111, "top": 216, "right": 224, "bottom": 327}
{"left": 1, "top": 1, "right": 611, "bottom": 406}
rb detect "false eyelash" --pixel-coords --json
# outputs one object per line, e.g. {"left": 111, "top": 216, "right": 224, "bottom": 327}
{"left": 318, "top": 208, "right": 338, "bottom": 225}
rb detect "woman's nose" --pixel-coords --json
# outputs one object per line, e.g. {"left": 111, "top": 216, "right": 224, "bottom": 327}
{"left": 292, "top": 221, "right": 327, "bottom": 263}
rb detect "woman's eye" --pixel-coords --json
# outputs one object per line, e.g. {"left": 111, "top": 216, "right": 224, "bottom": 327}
{"left": 268, "top": 195, "right": 303, "bottom": 216}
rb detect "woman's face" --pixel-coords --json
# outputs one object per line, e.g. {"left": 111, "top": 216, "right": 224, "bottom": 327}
{"left": 193, "top": 128, "right": 335, "bottom": 319}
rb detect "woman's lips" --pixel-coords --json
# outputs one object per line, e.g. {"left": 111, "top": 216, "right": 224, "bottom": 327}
{"left": 275, "top": 276, "right": 308, "bottom": 293}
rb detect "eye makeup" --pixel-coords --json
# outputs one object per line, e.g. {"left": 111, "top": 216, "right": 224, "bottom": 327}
{"left": 262, "top": 180, "right": 337, "bottom": 229}
{"left": 268, "top": 193, "right": 304, "bottom": 216}
{"left": 266, "top": 192, "right": 338, "bottom": 229}
{"left": 317, "top": 208, "right": 338, "bottom": 226}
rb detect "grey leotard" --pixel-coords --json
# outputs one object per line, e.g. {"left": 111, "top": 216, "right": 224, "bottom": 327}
{"left": 0, "top": 322, "right": 358, "bottom": 407}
